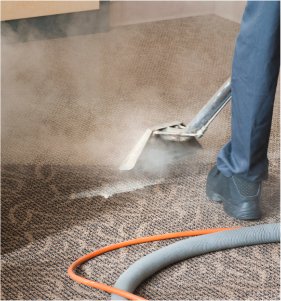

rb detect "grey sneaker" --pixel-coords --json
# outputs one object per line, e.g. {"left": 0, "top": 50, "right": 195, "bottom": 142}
{"left": 206, "top": 166, "right": 262, "bottom": 220}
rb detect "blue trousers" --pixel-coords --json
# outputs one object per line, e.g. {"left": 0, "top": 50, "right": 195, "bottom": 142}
{"left": 217, "top": 1, "right": 280, "bottom": 182}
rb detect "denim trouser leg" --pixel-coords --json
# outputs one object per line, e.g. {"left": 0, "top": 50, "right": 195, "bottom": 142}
{"left": 217, "top": 1, "right": 280, "bottom": 182}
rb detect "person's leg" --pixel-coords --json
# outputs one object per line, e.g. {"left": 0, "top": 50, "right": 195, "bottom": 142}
{"left": 207, "top": 1, "right": 280, "bottom": 220}
{"left": 217, "top": 0, "right": 280, "bottom": 182}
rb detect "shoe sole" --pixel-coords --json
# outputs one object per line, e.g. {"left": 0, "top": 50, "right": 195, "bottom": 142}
{"left": 206, "top": 188, "right": 261, "bottom": 220}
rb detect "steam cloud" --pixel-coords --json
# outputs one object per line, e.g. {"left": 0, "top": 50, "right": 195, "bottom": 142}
{"left": 2, "top": 11, "right": 231, "bottom": 173}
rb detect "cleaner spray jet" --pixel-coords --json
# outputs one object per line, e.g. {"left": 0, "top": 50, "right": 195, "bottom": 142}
{"left": 119, "top": 78, "right": 231, "bottom": 171}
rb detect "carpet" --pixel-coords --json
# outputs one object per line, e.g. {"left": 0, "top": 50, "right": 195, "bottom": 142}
{"left": 1, "top": 14, "right": 280, "bottom": 300}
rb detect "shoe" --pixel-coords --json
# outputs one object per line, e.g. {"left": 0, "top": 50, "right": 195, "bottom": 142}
{"left": 206, "top": 166, "right": 262, "bottom": 220}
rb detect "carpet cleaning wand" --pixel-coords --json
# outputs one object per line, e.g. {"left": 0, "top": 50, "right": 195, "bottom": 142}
{"left": 119, "top": 78, "right": 231, "bottom": 171}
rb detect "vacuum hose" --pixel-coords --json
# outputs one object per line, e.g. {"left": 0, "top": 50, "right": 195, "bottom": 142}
{"left": 68, "top": 227, "right": 236, "bottom": 300}
{"left": 111, "top": 223, "right": 280, "bottom": 300}
{"left": 68, "top": 224, "right": 279, "bottom": 300}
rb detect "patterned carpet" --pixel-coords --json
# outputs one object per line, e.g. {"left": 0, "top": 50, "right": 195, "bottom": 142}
{"left": 1, "top": 15, "right": 280, "bottom": 300}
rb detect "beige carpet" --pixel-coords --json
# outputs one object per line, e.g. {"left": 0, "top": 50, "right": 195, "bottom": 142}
{"left": 1, "top": 15, "right": 280, "bottom": 300}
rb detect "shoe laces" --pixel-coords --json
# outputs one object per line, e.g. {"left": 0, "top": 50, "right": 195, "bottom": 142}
{"left": 233, "top": 176, "right": 260, "bottom": 197}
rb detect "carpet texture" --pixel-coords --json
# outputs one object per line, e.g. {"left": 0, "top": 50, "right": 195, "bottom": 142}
{"left": 1, "top": 15, "right": 280, "bottom": 300}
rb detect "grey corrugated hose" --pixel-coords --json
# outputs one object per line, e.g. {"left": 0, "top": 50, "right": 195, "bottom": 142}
{"left": 111, "top": 223, "right": 280, "bottom": 300}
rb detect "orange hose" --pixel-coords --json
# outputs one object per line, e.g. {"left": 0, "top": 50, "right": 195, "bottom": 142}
{"left": 68, "top": 227, "right": 238, "bottom": 301}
